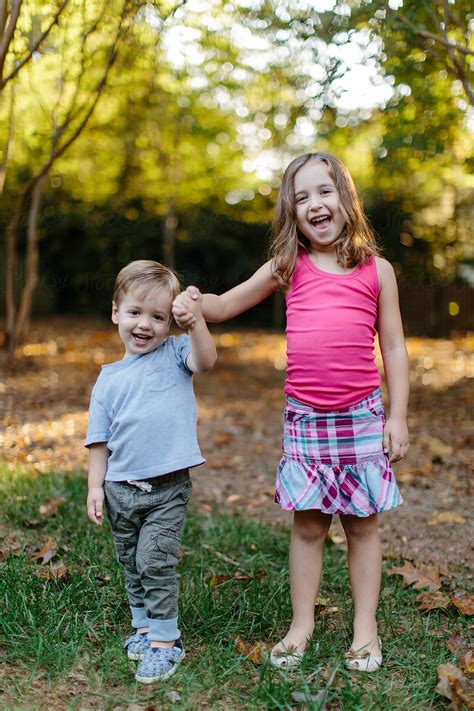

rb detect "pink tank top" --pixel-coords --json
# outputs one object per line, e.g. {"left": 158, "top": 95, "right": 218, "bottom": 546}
{"left": 285, "top": 251, "right": 381, "bottom": 410}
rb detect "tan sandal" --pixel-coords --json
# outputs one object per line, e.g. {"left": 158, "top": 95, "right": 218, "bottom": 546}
{"left": 345, "top": 636, "right": 383, "bottom": 673}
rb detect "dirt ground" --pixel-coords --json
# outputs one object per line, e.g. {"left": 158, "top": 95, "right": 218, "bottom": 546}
{"left": 2, "top": 320, "right": 473, "bottom": 572}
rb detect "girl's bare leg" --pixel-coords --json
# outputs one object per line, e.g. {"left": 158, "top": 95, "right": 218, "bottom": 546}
{"left": 340, "top": 513, "right": 382, "bottom": 656}
{"left": 275, "top": 510, "right": 332, "bottom": 652}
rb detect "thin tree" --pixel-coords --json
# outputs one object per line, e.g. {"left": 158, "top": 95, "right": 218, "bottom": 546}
{"left": 4, "top": 1, "right": 128, "bottom": 353}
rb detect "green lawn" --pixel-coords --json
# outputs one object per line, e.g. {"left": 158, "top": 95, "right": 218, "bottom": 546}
{"left": 0, "top": 466, "right": 469, "bottom": 710}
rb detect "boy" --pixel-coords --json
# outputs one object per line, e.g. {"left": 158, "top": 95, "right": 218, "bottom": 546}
{"left": 86, "top": 260, "right": 216, "bottom": 683}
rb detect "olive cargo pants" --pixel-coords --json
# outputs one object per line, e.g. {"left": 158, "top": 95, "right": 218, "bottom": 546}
{"left": 104, "top": 469, "right": 192, "bottom": 642}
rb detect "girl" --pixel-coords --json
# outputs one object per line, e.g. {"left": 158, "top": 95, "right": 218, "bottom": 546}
{"left": 173, "top": 152, "right": 409, "bottom": 673}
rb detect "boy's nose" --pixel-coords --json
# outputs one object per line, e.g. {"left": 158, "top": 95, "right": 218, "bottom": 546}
{"left": 137, "top": 316, "right": 151, "bottom": 329}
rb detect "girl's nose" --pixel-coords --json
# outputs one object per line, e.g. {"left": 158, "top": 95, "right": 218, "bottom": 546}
{"left": 309, "top": 193, "right": 323, "bottom": 210}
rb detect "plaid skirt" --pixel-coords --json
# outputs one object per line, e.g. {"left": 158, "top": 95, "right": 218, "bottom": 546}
{"left": 275, "top": 388, "right": 403, "bottom": 516}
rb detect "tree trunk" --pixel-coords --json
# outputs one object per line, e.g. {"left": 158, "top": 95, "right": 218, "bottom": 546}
{"left": 15, "top": 172, "right": 48, "bottom": 344}
{"left": 163, "top": 201, "right": 177, "bottom": 269}
{"left": 4, "top": 179, "right": 34, "bottom": 353}
{"left": 0, "top": 82, "right": 14, "bottom": 194}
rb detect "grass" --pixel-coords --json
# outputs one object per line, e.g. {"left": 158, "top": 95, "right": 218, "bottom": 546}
{"left": 0, "top": 466, "right": 470, "bottom": 710}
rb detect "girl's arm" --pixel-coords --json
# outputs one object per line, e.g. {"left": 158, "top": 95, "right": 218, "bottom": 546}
{"left": 87, "top": 442, "right": 110, "bottom": 525}
{"left": 202, "top": 260, "right": 279, "bottom": 322}
{"left": 376, "top": 257, "right": 409, "bottom": 463}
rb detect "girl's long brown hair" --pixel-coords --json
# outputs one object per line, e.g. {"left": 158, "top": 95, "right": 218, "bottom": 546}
{"left": 269, "top": 152, "right": 379, "bottom": 287}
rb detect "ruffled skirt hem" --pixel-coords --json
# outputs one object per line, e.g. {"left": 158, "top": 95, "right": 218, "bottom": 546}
{"left": 274, "top": 454, "right": 403, "bottom": 516}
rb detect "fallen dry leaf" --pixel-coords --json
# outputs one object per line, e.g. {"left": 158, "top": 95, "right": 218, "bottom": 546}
{"left": 207, "top": 573, "right": 233, "bottom": 586}
{"left": 435, "top": 663, "right": 465, "bottom": 707}
{"left": 387, "top": 560, "right": 441, "bottom": 591}
{"left": 255, "top": 486, "right": 276, "bottom": 497}
{"left": 0, "top": 534, "right": 21, "bottom": 561}
{"left": 39, "top": 496, "right": 67, "bottom": 517}
{"left": 207, "top": 571, "right": 265, "bottom": 586}
{"left": 226, "top": 494, "right": 244, "bottom": 504}
{"left": 327, "top": 530, "right": 345, "bottom": 545}
{"left": 234, "top": 570, "right": 265, "bottom": 581}
{"left": 428, "top": 511, "right": 467, "bottom": 526}
{"left": 451, "top": 592, "right": 474, "bottom": 616}
{"left": 37, "top": 559, "right": 68, "bottom": 580}
{"left": 425, "top": 436, "right": 453, "bottom": 459}
{"left": 397, "top": 460, "right": 434, "bottom": 481}
{"left": 214, "top": 432, "right": 234, "bottom": 445}
{"left": 95, "top": 574, "right": 112, "bottom": 588}
{"left": 459, "top": 650, "right": 474, "bottom": 674}
{"left": 234, "top": 636, "right": 271, "bottom": 665}
{"left": 447, "top": 632, "right": 470, "bottom": 654}
{"left": 415, "top": 591, "right": 451, "bottom": 612}
{"left": 316, "top": 596, "right": 330, "bottom": 606}
{"left": 315, "top": 595, "right": 339, "bottom": 613}
{"left": 29, "top": 537, "right": 57, "bottom": 565}
{"left": 451, "top": 676, "right": 474, "bottom": 709}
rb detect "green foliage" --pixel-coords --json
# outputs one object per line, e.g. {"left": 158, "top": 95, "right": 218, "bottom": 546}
{"left": 0, "top": 0, "right": 473, "bottom": 309}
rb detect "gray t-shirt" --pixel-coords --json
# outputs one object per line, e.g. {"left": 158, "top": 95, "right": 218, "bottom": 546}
{"left": 85, "top": 335, "right": 205, "bottom": 481}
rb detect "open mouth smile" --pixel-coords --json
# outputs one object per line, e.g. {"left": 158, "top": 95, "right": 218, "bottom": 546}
{"left": 309, "top": 214, "right": 332, "bottom": 230}
{"left": 132, "top": 333, "right": 152, "bottom": 346}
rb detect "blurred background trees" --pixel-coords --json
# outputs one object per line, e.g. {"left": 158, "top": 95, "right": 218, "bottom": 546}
{"left": 0, "top": 0, "right": 472, "bottom": 350}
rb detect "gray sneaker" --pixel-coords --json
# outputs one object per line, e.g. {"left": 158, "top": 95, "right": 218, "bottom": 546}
{"left": 135, "top": 639, "right": 185, "bottom": 683}
{"left": 123, "top": 631, "right": 149, "bottom": 661}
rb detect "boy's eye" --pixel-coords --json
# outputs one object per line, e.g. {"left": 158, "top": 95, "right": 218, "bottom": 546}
{"left": 128, "top": 310, "right": 139, "bottom": 316}
{"left": 154, "top": 315, "right": 164, "bottom": 321}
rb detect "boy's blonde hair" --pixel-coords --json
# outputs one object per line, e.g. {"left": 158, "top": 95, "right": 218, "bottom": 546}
{"left": 270, "top": 152, "right": 379, "bottom": 287}
{"left": 113, "top": 260, "right": 181, "bottom": 305}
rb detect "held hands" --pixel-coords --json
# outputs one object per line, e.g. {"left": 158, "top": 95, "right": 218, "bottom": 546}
{"left": 383, "top": 416, "right": 409, "bottom": 463}
{"left": 172, "top": 286, "right": 202, "bottom": 330}
{"left": 87, "top": 486, "right": 104, "bottom": 525}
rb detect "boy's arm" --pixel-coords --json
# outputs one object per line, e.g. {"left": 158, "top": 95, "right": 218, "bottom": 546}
{"left": 173, "top": 291, "right": 216, "bottom": 372}
{"left": 376, "top": 257, "right": 409, "bottom": 463}
{"left": 87, "top": 442, "right": 110, "bottom": 525}
{"left": 202, "top": 261, "right": 279, "bottom": 322}
{"left": 186, "top": 316, "right": 217, "bottom": 373}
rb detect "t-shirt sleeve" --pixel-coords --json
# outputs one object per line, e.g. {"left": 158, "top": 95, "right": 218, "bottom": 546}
{"left": 85, "top": 390, "right": 111, "bottom": 448}
{"left": 169, "top": 334, "right": 193, "bottom": 374}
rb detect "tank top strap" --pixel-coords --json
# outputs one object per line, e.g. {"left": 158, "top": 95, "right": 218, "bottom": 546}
{"left": 356, "top": 256, "right": 380, "bottom": 298}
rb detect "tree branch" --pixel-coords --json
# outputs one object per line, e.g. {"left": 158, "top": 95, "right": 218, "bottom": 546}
{"left": 1, "top": 0, "right": 69, "bottom": 90}
{"left": 389, "top": 8, "right": 473, "bottom": 56}
{"left": 0, "top": 0, "right": 21, "bottom": 85}
{"left": 0, "top": 1, "right": 9, "bottom": 39}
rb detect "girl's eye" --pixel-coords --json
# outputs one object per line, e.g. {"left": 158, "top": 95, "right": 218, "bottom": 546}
{"left": 154, "top": 315, "right": 164, "bottom": 321}
{"left": 321, "top": 189, "right": 331, "bottom": 195}
{"left": 295, "top": 195, "right": 306, "bottom": 203}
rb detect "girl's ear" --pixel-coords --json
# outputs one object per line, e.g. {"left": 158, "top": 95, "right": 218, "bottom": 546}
{"left": 111, "top": 301, "right": 119, "bottom": 324}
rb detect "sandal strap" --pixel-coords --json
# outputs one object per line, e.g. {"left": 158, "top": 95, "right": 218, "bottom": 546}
{"left": 345, "top": 648, "right": 371, "bottom": 659}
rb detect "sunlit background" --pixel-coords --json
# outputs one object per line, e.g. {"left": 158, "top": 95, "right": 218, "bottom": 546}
{"left": 0, "top": 0, "right": 472, "bottom": 345}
